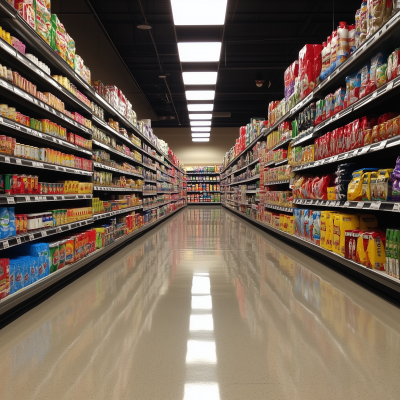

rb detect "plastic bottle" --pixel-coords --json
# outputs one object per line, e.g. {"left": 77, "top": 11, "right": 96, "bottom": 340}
{"left": 337, "top": 22, "right": 349, "bottom": 65}
{"left": 330, "top": 30, "right": 338, "bottom": 73}
{"left": 320, "top": 41, "right": 327, "bottom": 79}
{"left": 323, "top": 36, "right": 331, "bottom": 78}
{"left": 348, "top": 24, "right": 356, "bottom": 54}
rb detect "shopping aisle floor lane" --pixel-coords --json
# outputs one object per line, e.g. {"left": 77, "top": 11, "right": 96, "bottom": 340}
{"left": 1, "top": 207, "right": 400, "bottom": 399}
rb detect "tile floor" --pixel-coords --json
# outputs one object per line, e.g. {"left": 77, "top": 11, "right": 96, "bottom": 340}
{"left": 1, "top": 206, "right": 400, "bottom": 399}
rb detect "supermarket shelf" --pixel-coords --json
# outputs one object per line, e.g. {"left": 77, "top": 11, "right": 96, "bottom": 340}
{"left": 292, "top": 135, "right": 400, "bottom": 172}
{"left": 157, "top": 191, "right": 178, "bottom": 194}
{"left": 186, "top": 172, "right": 220, "bottom": 175}
{"left": 291, "top": 130, "right": 317, "bottom": 146}
{"left": 188, "top": 202, "right": 221, "bottom": 204}
{"left": 93, "top": 162, "right": 143, "bottom": 178}
{"left": 265, "top": 204, "right": 294, "bottom": 213}
{"left": 143, "top": 192, "right": 157, "bottom": 196}
{"left": 0, "top": 153, "right": 92, "bottom": 176}
{"left": 0, "top": 116, "right": 92, "bottom": 156}
{"left": 92, "top": 140, "right": 143, "bottom": 165}
{"left": 223, "top": 204, "right": 400, "bottom": 296}
{"left": 223, "top": 158, "right": 259, "bottom": 178}
{"left": 293, "top": 198, "right": 400, "bottom": 213}
{"left": 143, "top": 163, "right": 157, "bottom": 171}
{"left": 93, "top": 205, "right": 143, "bottom": 221}
{"left": 15, "top": 194, "right": 92, "bottom": 203}
{"left": 0, "top": 218, "right": 93, "bottom": 251}
{"left": 269, "top": 137, "right": 292, "bottom": 152}
{"left": 264, "top": 179, "right": 290, "bottom": 186}
{"left": 246, "top": 190, "right": 259, "bottom": 194}
{"left": 143, "top": 201, "right": 171, "bottom": 211}
{"left": 187, "top": 191, "right": 221, "bottom": 193}
{"left": 274, "top": 159, "right": 288, "bottom": 166}
{"left": 144, "top": 179, "right": 157, "bottom": 184}
{"left": 187, "top": 180, "right": 220, "bottom": 183}
{"left": 265, "top": 160, "right": 274, "bottom": 167}
{"left": 228, "top": 174, "right": 260, "bottom": 186}
{"left": 0, "top": 36, "right": 92, "bottom": 115}
{"left": 94, "top": 186, "right": 142, "bottom": 192}
{"left": 0, "top": 77, "right": 91, "bottom": 135}
{"left": 0, "top": 205, "right": 186, "bottom": 318}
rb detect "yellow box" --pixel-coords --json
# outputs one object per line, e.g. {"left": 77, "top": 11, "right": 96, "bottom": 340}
{"left": 327, "top": 187, "right": 336, "bottom": 201}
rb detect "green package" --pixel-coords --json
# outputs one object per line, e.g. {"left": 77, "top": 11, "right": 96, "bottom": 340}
{"left": 393, "top": 230, "right": 400, "bottom": 279}
{"left": 386, "top": 229, "right": 393, "bottom": 276}
{"left": 49, "top": 242, "right": 59, "bottom": 274}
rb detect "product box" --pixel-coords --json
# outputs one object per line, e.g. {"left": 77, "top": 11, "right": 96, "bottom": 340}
{"left": 327, "top": 187, "right": 336, "bottom": 200}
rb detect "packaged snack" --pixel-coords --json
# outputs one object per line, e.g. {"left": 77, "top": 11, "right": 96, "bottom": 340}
{"left": 366, "top": 231, "right": 386, "bottom": 270}
{"left": 337, "top": 22, "right": 349, "bottom": 65}
{"left": 347, "top": 170, "right": 364, "bottom": 201}
{"left": 359, "top": 64, "right": 370, "bottom": 98}
{"left": 66, "top": 34, "right": 76, "bottom": 68}
{"left": 335, "top": 214, "right": 360, "bottom": 256}
{"left": 376, "top": 168, "right": 393, "bottom": 201}
{"left": 325, "top": 211, "right": 337, "bottom": 251}
{"left": 312, "top": 211, "right": 321, "bottom": 245}
{"left": 50, "top": 14, "right": 67, "bottom": 60}
{"left": 346, "top": 71, "right": 361, "bottom": 106}
{"left": 370, "top": 171, "right": 379, "bottom": 200}
{"left": 367, "top": 0, "right": 385, "bottom": 37}
{"left": 33, "top": 0, "right": 51, "bottom": 45}
{"left": 366, "top": 52, "right": 386, "bottom": 94}
{"left": 0, "top": 207, "right": 9, "bottom": 239}
{"left": 330, "top": 30, "right": 338, "bottom": 73}
{"left": 0, "top": 258, "right": 10, "bottom": 299}
{"left": 376, "top": 63, "right": 387, "bottom": 88}
{"left": 334, "top": 88, "right": 346, "bottom": 114}
{"left": 362, "top": 171, "right": 376, "bottom": 201}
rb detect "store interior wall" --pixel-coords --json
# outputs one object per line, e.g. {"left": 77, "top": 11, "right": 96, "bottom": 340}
{"left": 51, "top": 0, "right": 157, "bottom": 121}
{"left": 153, "top": 127, "right": 238, "bottom": 166}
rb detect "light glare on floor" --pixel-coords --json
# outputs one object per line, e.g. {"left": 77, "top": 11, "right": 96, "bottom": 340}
{"left": 186, "top": 340, "right": 217, "bottom": 363}
{"left": 186, "top": 91, "right": 215, "bottom": 101}
{"left": 183, "top": 383, "right": 220, "bottom": 400}
{"left": 188, "top": 104, "right": 214, "bottom": 112}
{"left": 189, "top": 114, "right": 212, "bottom": 120}
{"left": 190, "top": 121, "right": 211, "bottom": 126}
{"left": 171, "top": 0, "right": 227, "bottom": 25}
{"left": 192, "top": 133, "right": 210, "bottom": 138}
{"left": 192, "top": 276, "right": 211, "bottom": 293}
{"left": 183, "top": 72, "right": 218, "bottom": 85}
{"left": 192, "top": 127, "right": 211, "bottom": 132}
{"left": 191, "top": 295, "right": 213, "bottom": 309}
{"left": 178, "top": 43, "right": 222, "bottom": 62}
{"left": 190, "top": 314, "right": 214, "bottom": 331}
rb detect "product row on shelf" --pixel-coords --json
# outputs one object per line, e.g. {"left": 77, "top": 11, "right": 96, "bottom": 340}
{"left": 220, "top": 4, "right": 400, "bottom": 297}
{"left": 0, "top": 1, "right": 189, "bottom": 313}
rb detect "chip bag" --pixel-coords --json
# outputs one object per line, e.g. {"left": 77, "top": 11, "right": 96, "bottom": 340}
{"left": 33, "top": 0, "right": 51, "bottom": 45}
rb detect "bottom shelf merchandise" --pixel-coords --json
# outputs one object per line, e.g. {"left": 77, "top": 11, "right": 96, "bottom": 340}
{"left": 0, "top": 203, "right": 186, "bottom": 300}
{"left": 187, "top": 193, "right": 221, "bottom": 203}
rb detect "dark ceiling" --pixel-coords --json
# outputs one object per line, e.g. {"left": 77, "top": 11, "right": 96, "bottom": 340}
{"left": 84, "top": 0, "right": 362, "bottom": 128}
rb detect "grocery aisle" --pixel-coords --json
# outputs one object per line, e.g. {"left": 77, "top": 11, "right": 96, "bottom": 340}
{"left": 1, "top": 206, "right": 400, "bottom": 400}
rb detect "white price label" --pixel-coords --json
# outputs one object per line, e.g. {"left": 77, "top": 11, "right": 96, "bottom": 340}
{"left": 356, "top": 202, "right": 364, "bottom": 209}
{"left": 377, "top": 140, "right": 387, "bottom": 150}
{"left": 4, "top": 156, "right": 10, "bottom": 163}
{"left": 25, "top": 196, "right": 30, "bottom": 202}
{"left": 387, "top": 82, "right": 394, "bottom": 91}
{"left": 370, "top": 202, "right": 381, "bottom": 210}
{"left": 2, "top": 241, "right": 9, "bottom": 249}
{"left": 344, "top": 201, "right": 350, "bottom": 207}
{"left": 41, "top": 231, "right": 47, "bottom": 237}
{"left": 393, "top": 204, "right": 400, "bottom": 212}
{"left": 56, "top": 227, "right": 62, "bottom": 233}
{"left": 29, "top": 234, "right": 34, "bottom": 241}
{"left": 6, "top": 197, "right": 15, "bottom": 204}
{"left": 372, "top": 91, "right": 378, "bottom": 98}
{"left": 353, "top": 149, "right": 359, "bottom": 157}
{"left": 342, "top": 153, "right": 349, "bottom": 159}
{"left": 332, "top": 155, "right": 338, "bottom": 162}
{"left": 16, "top": 237, "right": 21, "bottom": 245}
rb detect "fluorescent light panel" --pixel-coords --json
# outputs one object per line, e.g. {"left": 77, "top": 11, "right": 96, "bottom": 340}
{"left": 192, "top": 133, "right": 210, "bottom": 138}
{"left": 192, "top": 138, "right": 210, "bottom": 142}
{"left": 190, "top": 121, "right": 211, "bottom": 126}
{"left": 189, "top": 114, "right": 212, "bottom": 120}
{"left": 186, "top": 91, "right": 215, "bottom": 101}
{"left": 183, "top": 72, "right": 218, "bottom": 85}
{"left": 171, "top": 0, "right": 227, "bottom": 25}
{"left": 188, "top": 104, "right": 214, "bottom": 112}
{"left": 192, "top": 127, "right": 211, "bottom": 132}
{"left": 178, "top": 42, "right": 222, "bottom": 62}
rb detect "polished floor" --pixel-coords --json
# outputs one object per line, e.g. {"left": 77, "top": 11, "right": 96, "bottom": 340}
{"left": 1, "top": 206, "right": 400, "bottom": 399}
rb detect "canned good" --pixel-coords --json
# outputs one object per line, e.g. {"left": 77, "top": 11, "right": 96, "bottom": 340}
{"left": 39, "top": 148, "right": 47, "bottom": 162}
{"left": 15, "top": 143, "right": 21, "bottom": 157}
{"left": 25, "top": 145, "right": 30, "bottom": 159}
{"left": 34, "top": 147, "right": 39, "bottom": 160}
{"left": 6, "top": 137, "right": 12, "bottom": 154}
{"left": 0, "top": 104, "right": 7, "bottom": 117}
{"left": 7, "top": 107, "right": 16, "bottom": 120}
{"left": 20, "top": 144, "right": 25, "bottom": 158}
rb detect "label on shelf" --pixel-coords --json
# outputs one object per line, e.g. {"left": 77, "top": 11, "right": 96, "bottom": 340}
{"left": 29, "top": 234, "right": 34, "bottom": 241}
{"left": 3, "top": 241, "right": 9, "bottom": 249}
{"left": 370, "top": 202, "right": 381, "bottom": 210}
{"left": 393, "top": 203, "right": 400, "bottom": 212}
{"left": 344, "top": 201, "right": 350, "bottom": 207}
{"left": 6, "top": 197, "right": 15, "bottom": 204}
{"left": 16, "top": 237, "right": 21, "bottom": 245}
{"left": 356, "top": 202, "right": 364, "bottom": 209}
{"left": 41, "top": 231, "right": 47, "bottom": 237}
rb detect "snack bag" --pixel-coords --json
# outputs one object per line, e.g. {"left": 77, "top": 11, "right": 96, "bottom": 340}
{"left": 362, "top": 171, "right": 375, "bottom": 200}
{"left": 347, "top": 169, "right": 365, "bottom": 201}
{"left": 359, "top": 64, "right": 370, "bottom": 98}
{"left": 369, "top": 171, "right": 379, "bottom": 200}
{"left": 345, "top": 71, "right": 361, "bottom": 106}
{"left": 376, "top": 168, "right": 393, "bottom": 201}
{"left": 33, "top": 0, "right": 51, "bottom": 45}
{"left": 334, "top": 88, "right": 346, "bottom": 114}
{"left": 50, "top": 14, "right": 67, "bottom": 60}
{"left": 356, "top": 231, "right": 368, "bottom": 265}
{"left": 325, "top": 211, "right": 337, "bottom": 250}
{"left": 366, "top": 52, "right": 386, "bottom": 94}
{"left": 376, "top": 63, "right": 387, "bottom": 88}
{"left": 349, "top": 24, "right": 356, "bottom": 54}
{"left": 367, "top": 0, "right": 385, "bottom": 37}
{"left": 320, "top": 211, "right": 327, "bottom": 248}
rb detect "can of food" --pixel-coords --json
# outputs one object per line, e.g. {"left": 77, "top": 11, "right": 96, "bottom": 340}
{"left": 39, "top": 148, "right": 47, "bottom": 162}
{"left": 0, "top": 104, "right": 7, "bottom": 117}
{"left": 25, "top": 146, "right": 31, "bottom": 159}
{"left": 7, "top": 107, "right": 16, "bottom": 120}
{"left": 6, "top": 137, "right": 12, "bottom": 154}
{"left": 11, "top": 138, "right": 16, "bottom": 155}
{"left": 20, "top": 144, "right": 25, "bottom": 158}
{"left": 34, "top": 147, "right": 39, "bottom": 160}
{"left": 15, "top": 143, "right": 21, "bottom": 158}
{"left": 33, "top": 176, "right": 38, "bottom": 194}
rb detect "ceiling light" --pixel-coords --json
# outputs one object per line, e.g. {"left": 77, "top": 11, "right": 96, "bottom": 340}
{"left": 188, "top": 104, "right": 214, "bottom": 112}
{"left": 192, "top": 133, "right": 210, "bottom": 138}
{"left": 171, "top": 0, "right": 227, "bottom": 25}
{"left": 191, "top": 121, "right": 211, "bottom": 126}
{"left": 192, "top": 138, "right": 210, "bottom": 142}
{"left": 186, "top": 91, "right": 215, "bottom": 101}
{"left": 189, "top": 114, "right": 212, "bottom": 120}
{"left": 192, "top": 127, "right": 211, "bottom": 132}
{"left": 137, "top": 23, "right": 152, "bottom": 30}
{"left": 183, "top": 72, "right": 218, "bottom": 85}
{"left": 178, "top": 42, "right": 222, "bottom": 62}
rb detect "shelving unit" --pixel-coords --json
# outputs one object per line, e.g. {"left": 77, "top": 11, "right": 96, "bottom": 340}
{"left": 0, "top": 1, "right": 187, "bottom": 316}
{"left": 220, "top": 9, "right": 400, "bottom": 297}
{"left": 185, "top": 169, "right": 221, "bottom": 204}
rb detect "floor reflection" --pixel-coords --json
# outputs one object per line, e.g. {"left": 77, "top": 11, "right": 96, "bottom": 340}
{"left": 0, "top": 207, "right": 399, "bottom": 400}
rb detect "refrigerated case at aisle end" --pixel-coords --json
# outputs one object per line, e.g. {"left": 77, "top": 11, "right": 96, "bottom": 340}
{"left": 0, "top": 0, "right": 186, "bottom": 319}
{"left": 185, "top": 166, "right": 221, "bottom": 204}
{"left": 221, "top": 7, "right": 400, "bottom": 301}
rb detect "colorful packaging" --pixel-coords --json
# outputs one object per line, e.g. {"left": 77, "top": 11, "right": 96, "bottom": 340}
{"left": 50, "top": 14, "right": 67, "bottom": 60}
{"left": 33, "top": 0, "right": 51, "bottom": 45}
{"left": 325, "top": 211, "right": 337, "bottom": 251}
{"left": 376, "top": 168, "right": 393, "bottom": 201}
{"left": 333, "top": 214, "right": 360, "bottom": 256}
{"left": 366, "top": 231, "right": 386, "bottom": 270}
{"left": 320, "top": 211, "right": 327, "bottom": 248}
{"left": 0, "top": 258, "right": 10, "bottom": 299}
{"left": 312, "top": 211, "right": 321, "bottom": 245}
{"left": 361, "top": 171, "right": 375, "bottom": 201}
